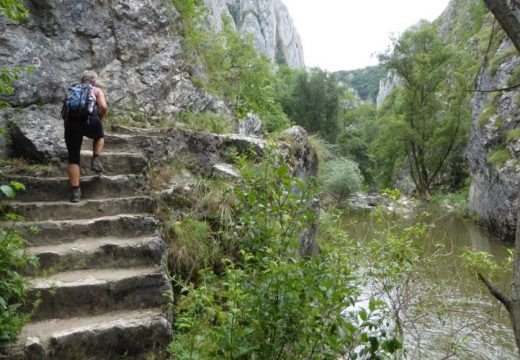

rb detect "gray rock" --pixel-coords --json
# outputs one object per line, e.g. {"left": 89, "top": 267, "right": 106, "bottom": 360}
{"left": 0, "top": 0, "right": 228, "bottom": 153}
{"left": 279, "top": 126, "right": 318, "bottom": 179}
{"left": 203, "top": 0, "right": 304, "bottom": 68}
{"left": 467, "top": 40, "right": 520, "bottom": 242}
{"left": 238, "top": 112, "right": 264, "bottom": 137}
{"left": 376, "top": 70, "right": 403, "bottom": 107}
{"left": 2, "top": 105, "right": 66, "bottom": 161}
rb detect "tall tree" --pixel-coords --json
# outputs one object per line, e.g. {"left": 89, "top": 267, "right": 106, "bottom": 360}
{"left": 377, "top": 23, "right": 470, "bottom": 198}
{"left": 279, "top": 68, "right": 341, "bottom": 143}
{"left": 483, "top": 0, "right": 520, "bottom": 52}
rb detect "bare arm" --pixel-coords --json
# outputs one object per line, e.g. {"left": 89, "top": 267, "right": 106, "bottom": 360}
{"left": 94, "top": 87, "right": 108, "bottom": 119}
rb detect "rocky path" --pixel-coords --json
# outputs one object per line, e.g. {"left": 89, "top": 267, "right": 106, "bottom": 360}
{"left": 5, "top": 131, "right": 172, "bottom": 359}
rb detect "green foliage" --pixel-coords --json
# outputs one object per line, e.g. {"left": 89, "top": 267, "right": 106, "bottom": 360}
{"left": 335, "top": 65, "right": 388, "bottom": 103}
{"left": 478, "top": 103, "right": 497, "bottom": 128}
{"left": 0, "top": 182, "right": 37, "bottom": 349}
{"left": 506, "top": 127, "right": 520, "bottom": 142}
{"left": 488, "top": 146, "right": 512, "bottom": 168}
{"left": 508, "top": 63, "right": 520, "bottom": 87}
{"left": 460, "top": 248, "right": 513, "bottom": 284}
{"left": 173, "top": 0, "right": 290, "bottom": 131}
{"left": 0, "top": 0, "right": 28, "bottom": 22}
{"left": 170, "top": 149, "right": 400, "bottom": 359}
{"left": 278, "top": 67, "right": 341, "bottom": 142}
{"left": 321, "top": 158, "right": 364, "bottom": 199}
{"left": 376, "top": 23, "right": 472, "bottom": 197}
{"left": 175, "top": 112, "right": 232, "bottom": 134}
{"left": 167, "top": 218, "right": 221, "bottom": 281}
{"left": 489, "top": 47, "right": 518, "bottom": 75}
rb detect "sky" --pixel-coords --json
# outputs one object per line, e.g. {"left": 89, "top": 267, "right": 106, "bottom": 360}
{"left": 282, "top": 0, "right": 451, "bottom": 71}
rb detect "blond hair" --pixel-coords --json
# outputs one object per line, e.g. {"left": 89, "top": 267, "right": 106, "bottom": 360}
{"left": 81, "top": 70, "right": 98, "bottom": 85}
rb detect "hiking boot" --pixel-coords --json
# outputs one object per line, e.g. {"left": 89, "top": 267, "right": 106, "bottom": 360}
{"left": 70, "top": 188, "right": 81, "bottom": 203}
{"left": 90, "top": 156, "right": 104, "bottom": 174}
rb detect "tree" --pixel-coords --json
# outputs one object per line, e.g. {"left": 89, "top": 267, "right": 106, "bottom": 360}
{"left": 378, "top": 23, "right": 470, "bottom": 198}
{"left": 483, "top": 0, "right": 520, "bottom": 52}
{"left": 279, "top": 68, "right": 341, "bottom": 143}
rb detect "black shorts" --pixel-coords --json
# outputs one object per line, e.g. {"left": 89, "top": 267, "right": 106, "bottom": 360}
{"left": 64, "top": 114, "right": 104, "bottom": 165}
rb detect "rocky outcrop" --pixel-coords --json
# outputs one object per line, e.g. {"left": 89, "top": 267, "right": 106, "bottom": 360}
{"left": 376, "top": 69, "right": 403, "bottom": 107}
{"left": 238, "top": 112, "right": 264, "bottom": 137}
{"left": 0, "top": 0, "right": 230, "bottom": 159}
{"left": 467, "top": 40, "right": 520, "bottom": 242}
{"left": 203, "top": 0, "right": 304, "bottom": 68}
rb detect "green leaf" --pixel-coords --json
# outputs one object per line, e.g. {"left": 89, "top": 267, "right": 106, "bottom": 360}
{"left": 1, "top": 185, "right": 15, "bottom": 199}
{"left": 10, "top": 181, "right": 25, "bottom": 191}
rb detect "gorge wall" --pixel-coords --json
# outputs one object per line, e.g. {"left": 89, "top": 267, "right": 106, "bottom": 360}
{"left": 439, "top": 0, "right": 520, "bottom": 241}
{"left": 203, "top": 0, "right": 304, "bottom": 68}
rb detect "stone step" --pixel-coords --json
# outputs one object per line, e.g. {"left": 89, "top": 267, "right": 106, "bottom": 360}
{"left": 14, "top": 214, "right": 159, "bottom": 246}
{"left": 24, "top": 235, "right": 165, "bottom": 275}
{"left": 26, "top": 267, "right": 170, "bottom": 321}
{"left": 79, "top": 151, "right": 148, "bottom": 176}
{"left": 1, "top": 174, "right": 146, "bottom": 202}
{"left": 111, "top": 125, "right": 168, "bottom": 137}
{"left": 82, "top": 134, "right": 154, "bottom": 153}
{"left": 11, "top": 308, "right": 171, "bottom": 359}
{"left": 6, "top": 196, "right": 156, "bottom": 221}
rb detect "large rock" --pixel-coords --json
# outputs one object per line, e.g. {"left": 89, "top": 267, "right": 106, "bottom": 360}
{"left": 0, "top": 0, "right": 228, "bottom": 160}
{"left": 467, "top": 40, "right": 520, "bottom": 242}
{"left": 203, "top": 0, "right": 305, "bottom": 68}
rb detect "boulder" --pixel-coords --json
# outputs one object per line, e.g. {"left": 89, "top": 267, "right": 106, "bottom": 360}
{"left": 238, "top": 112, "right": 264, "bottom": 138}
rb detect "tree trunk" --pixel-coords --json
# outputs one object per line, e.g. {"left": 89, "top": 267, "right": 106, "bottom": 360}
{"left": 483, "top": 0, "right": 520, "bottom": 53}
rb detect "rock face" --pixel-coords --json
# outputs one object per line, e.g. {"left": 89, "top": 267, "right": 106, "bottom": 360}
{"left": 203, "top": 0, "right": 305, "bottom": 68}
{"left": 467, "top": 40, "right": 520, "bottom": 242}
{"left": 0, "top": 0, "right": 229, "bottom": 159}
{"left": 376, "top": 70, "right": 403, "bottom": 108}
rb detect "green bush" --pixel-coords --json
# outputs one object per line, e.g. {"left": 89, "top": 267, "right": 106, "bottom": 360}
{"left": 321, "top": 158, "right": 364, "bottom": 198}
{"left": 0, "top": 182, "right": 37, "bottom": 350}
{"left": 175, "top": 112, "right": 233, "bottom": 134}
{"left": 169, "top": 149, "right": 400, "bottom": 359}
{"left": 506, "top": 127, "right": 520, "bottom": 142}
{"left": 488, "top": 147, "right": 512, "bottom": 168}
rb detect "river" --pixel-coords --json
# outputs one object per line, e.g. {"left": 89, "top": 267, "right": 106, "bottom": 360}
{"left": 341, "top": 203, "right": 517, "bottom": 359}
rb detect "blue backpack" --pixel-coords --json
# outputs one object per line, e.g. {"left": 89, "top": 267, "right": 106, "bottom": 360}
{"left": 62, "top": 83, "right": 96, "bottom": 121}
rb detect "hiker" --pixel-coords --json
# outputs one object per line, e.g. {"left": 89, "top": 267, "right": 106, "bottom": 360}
{"left": 62, "top": 70, "right": 107, "bottom": 203}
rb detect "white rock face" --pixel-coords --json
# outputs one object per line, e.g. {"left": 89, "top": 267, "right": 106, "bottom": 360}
{"left": 376, "top": 70, "right": 403, "bottom": 107}
{"left": 203, "top": 0, "right": 305, "bottom": 68}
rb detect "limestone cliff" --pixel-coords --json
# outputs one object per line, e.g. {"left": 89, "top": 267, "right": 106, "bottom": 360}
{"left": 203, "top": 0, "right": 304, "bottom": 68}
{"left": 436, "top": 0, "right": 519, "bottom": 241}
{"left": 0, "top": 0, "right": 303, "bottom": 161}
{"left": 467, "top": 41, "right": 520, "bottom": 242}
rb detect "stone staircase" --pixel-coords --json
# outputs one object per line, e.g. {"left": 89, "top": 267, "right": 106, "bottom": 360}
{"left": 4, "top": 132, "right": 172, "bottom": 359}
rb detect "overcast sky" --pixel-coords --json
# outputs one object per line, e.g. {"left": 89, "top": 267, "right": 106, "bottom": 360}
{"left": 282, "top": 0, "right": 451, "bottom": 71}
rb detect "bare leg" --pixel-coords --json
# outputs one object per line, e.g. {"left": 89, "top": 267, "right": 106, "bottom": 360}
{"left": 93, "top": 137, "right": 104, "bottom": 156}
{"left": 67, "top": 164, "right": 80, "bottom": 187}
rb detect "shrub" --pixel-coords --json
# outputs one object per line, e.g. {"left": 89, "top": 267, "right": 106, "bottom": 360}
{"left": 169, "top": 149, "right": 400, "bottom": 359}
{"left": 321, "top": 158, "right": 364, "bottom": 198}
{"left": 506, "top": 127, "right": 520, "bottom": 142}
{"left": 488, "top": 147, "right": 512, "bottom": 168}
{"left": 0, "top": 182, "right": 37, "bottom": 350}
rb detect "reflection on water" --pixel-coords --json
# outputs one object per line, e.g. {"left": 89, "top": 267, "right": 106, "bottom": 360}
{"left": 342, "top": 206, "right": 517, "bottom": 359}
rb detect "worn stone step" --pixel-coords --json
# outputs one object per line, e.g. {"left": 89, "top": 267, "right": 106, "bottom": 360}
{"left": 111, "top": 125, "right": 168, "bottom": 137}
{"left": 24, "top": 235, "right": 165, "bottom": 275}
{"left": 82, "top": 134, "right": 153, "bottom": 153}
{"left": 14, "top": 214, "right": 159, "bottom": 246}
{"left": 11, "top": 308, "right": 171, "bottom": 360}
{"left": 79, "top": 151, "right": 148, "bottom": 176}
{"left": 6, "top": 196, "right": 156, "bottom": 221}
{"left": 0, "top": 174, "right": 146, "bottom": 202}
{"left": 26, "top": 267, "right": 170, "bottom": 321}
